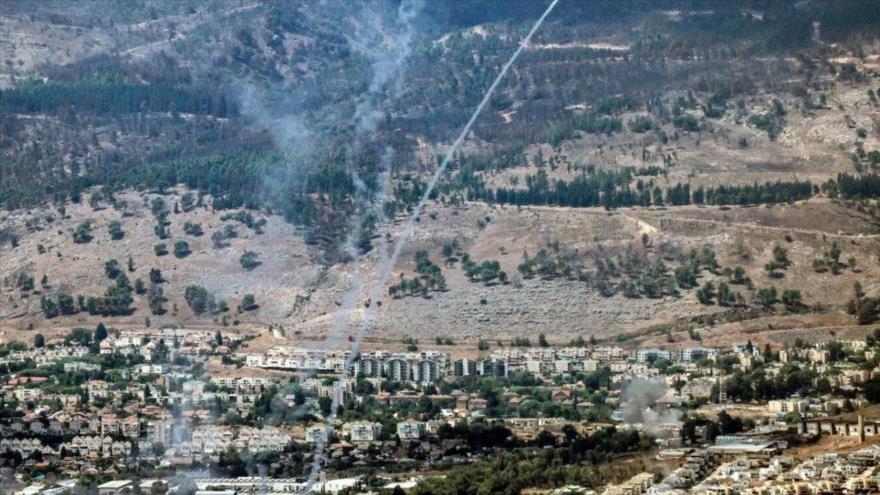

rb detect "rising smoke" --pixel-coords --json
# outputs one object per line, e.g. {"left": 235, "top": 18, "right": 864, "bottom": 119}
{"left": 233, "top": 2, "right": 427, "bottom": 485}
{"left": 237, "top": 83, "right": 317, "bottom": 205}
{"left": 617, "top": 377, "right": 681, "bottom": 428}
{"left": 235, "top": 0, "right": 424, "bottom": 351}
{"left": 236, "top": 0, "right": 423, "bottom": 210}
{"left": 305, "top": 0, "right": 561, "bottom": 491}
{"left": 350, "top": 0, "right": 424, "bottom": 133}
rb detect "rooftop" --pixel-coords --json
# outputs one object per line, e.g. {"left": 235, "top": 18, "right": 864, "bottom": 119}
{"left": 97, "top": 480, "right": 133, "bottom": 488}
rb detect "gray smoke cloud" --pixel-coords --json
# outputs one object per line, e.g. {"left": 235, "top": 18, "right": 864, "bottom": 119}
{"left": 322, "top": 148, "right": 394, "bottom": 349}
{"left": 234, "top": 0, "right": 423, "bottom": 208}
{"left": 236, "top": 82, "right": 321, "bottom": 210}
{"left": 238, "top": 84, "right": 313, "bottom": 156}
{"left": 351, "top": 0, "right": 424, "bottom": 133}
{"left": 312, "top": 0, "right": 424, "bottom": 348}
{"left": 617, "top": 377, "right": 681, "bottom": 426}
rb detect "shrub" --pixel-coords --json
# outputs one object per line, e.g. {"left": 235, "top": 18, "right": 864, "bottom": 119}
{"left": 240, "top": 251, "right": 261, "bottom": 270}
{"left": 173, "top": 240, "right": 191, "bottom": 258}
{"left": 108, "top": 220, "right": 124, "bottom": 240}
{"left": 185, "top": 285, "right": 210, "bottom": 314}
{"left": 239, "top": 294, "right": 258, "bottom": 311}
{"left": 73, "top": 221, "right": 93, "bottom": 244}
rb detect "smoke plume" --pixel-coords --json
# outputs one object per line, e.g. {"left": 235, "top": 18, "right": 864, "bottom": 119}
{"left": 305, "top": 0, "right": 561, "bottom": 491}
{"left": 618, "top": 377, "right": 681, "bottom": 426}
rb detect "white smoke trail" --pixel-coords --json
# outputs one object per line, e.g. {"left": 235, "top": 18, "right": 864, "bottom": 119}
{"left": 326, "top": 0, "right": 423, "bottom": 347}
{"left": 291, "top": 0, "right": 421, "bottom": 409}
{"left": 305, "top": 0, "right": 560, "bottom": 490}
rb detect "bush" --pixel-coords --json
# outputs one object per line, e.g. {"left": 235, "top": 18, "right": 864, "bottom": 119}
{"left": 84, "top": 286, "right": 134, "bottom": 316}
{"left": 628, "top": 116, "right": 654, "bottom": 133}
{"left": 173, "top": 240, "right": 191, "bottom": 258}
{"left": 73, "top": 221, "right": 93, "bottom": 244}
{"left": 58, "top": 294, "right": 77, "bottom": 315}
{"left": 857, "top": 300, "right": 878, "bottom": 325}
{"left": 154, "top": 243, "right": 168, "bottom": 256}
{"left": 183, "top": 221, "right": 204, "bottom": 236}
{"left": 673, "top": 114, "right": 700, "bottom": 132}
{"left": 749, "top": 112, "right": 784, "bottom": 140}
{"left": 782, "top": 289, "right": 803, "bottom": 309}
{"left": 104, "top": 259, "right": 122, "bottom": 279}
{"left": 149, "top": 290, "right": 167, "bottom": 315}
{"left": 239, "top": 294, "right": 258, "bottom": 311}
{"left": 108, "top": 220, "right": 124, "bottom": 240}
{"left": 16, "top": 272, "right": 34, "bottom": 291}
{"left": 240, "top": 250, "right": 261, "bottom": 270}
{"left": 41, "top": 296, "right": 59, "bottom": 318}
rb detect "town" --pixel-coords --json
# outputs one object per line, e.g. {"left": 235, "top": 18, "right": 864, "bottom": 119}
{"left": 4, "top": 0, "right": 880, "bottom": 493}
{"left": 4, "top": 325, "right": 880, "bottom": 494}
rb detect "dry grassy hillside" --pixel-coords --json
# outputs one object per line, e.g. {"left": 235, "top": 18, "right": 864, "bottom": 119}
{"left": 0, "top": 189, "right": 321, "bottom": 341}
{"left": 357, "top": 198, "right": 880, "bottom": 344}
{"left": 1, "top": 185, "right": 879, "bottom": 351}
{"left": 482, "top": 69, "right": 880, "bottom": 194}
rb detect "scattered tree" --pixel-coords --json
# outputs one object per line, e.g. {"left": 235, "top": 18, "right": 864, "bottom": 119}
{"left": 184, "top": 285, "right": 211, "bottom": 315}
{"left": 240, "top": 251, "right": 261, "bottom": 270}
{"left": 173, "top": 240, "right": 191, "bottom": 258}
{"left": 73, "top": 221, "right": 93, "bottom": 244}
{"left": 239, "top": 294, "right": 258, "bottom": 312}
{"left": 108, "top": 220, "right": 125, "bottom": 240}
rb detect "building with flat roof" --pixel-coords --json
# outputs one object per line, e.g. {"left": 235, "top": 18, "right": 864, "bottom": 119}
{"left": 97, "top": 480, "right": 133, "bottom": 495}
{"left": 707, "top": 436, "right": 778, "bottom": 457}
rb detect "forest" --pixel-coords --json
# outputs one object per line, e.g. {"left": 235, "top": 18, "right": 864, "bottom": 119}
{"left": 0, "top": 78, "right": 234, "bottom": 117}
{"left": 458, "top": 166, "right": 816, "bottom": 209}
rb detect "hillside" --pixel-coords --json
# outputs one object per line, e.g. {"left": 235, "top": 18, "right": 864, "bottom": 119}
{"left": 3, "top": 188, "right": 880, "bottom": 353}
{"left": 2, "top": 1, "right": 880, "bottom": 351}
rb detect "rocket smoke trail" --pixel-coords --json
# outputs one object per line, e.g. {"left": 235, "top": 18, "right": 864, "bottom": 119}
{"left": 305, "top": 0, "right": 560, "bottom": 490}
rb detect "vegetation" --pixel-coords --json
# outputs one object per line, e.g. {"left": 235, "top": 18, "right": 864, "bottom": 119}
{"left": 183, "top": 221, "right": 204, "bottom": 237}
{"left": 154, "top": 243, "right": 169, "bottom": 256}
{"left": 107, "top": 220, "right": 125, "bottom": 240}
{"left": 173, "top": 240, "right": 191, "bottom": 258}
{"left": 462, "top": 254, "right": 506, "bottom": 285}
{"left": 475, "top": 166, "right": 814, "bottom": 209}
{"left": 239, "top": 294, "right": 258, "bottom": 312}
{"left": 184, "top": 285, "right": 211, "bottom": 315}
{"left": 390, "top": 251, "right": 447, "bottom": 298}
{"left": 239, "top": 251, "right": 261, "bottom": 271}
{"left": 412, "top": 427, "right": 650, "bottom": 495}
{"left": 83, "top": 285, "right": 135, "bottom": 316}
{"left": 0, "top": 78, "right": 234, "bottom": 117}
{"left": 72, "top": 221, "right": 94, "bottom": 244}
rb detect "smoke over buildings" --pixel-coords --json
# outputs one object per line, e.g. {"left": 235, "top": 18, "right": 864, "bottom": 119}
{"left": 615, "top": 377, "right": 682, "bottom": 436}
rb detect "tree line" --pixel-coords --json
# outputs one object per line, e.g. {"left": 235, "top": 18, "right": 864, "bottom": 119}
{"left": 0, "top": 78, "right": 235, "bottom": 117}
{"left": 480, "top": 172, "right": 814, "bottom": 209}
